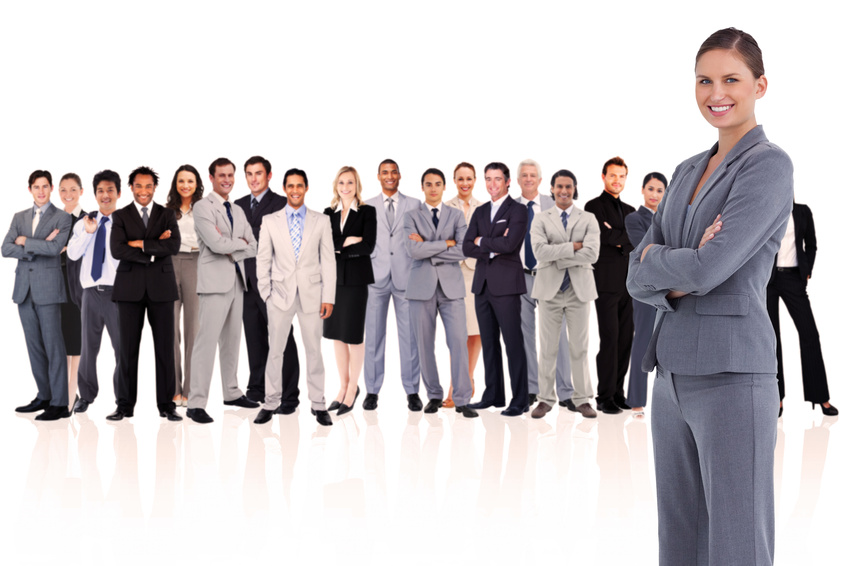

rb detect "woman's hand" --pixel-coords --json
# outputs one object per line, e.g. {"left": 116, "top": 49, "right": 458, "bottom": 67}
{"left": 699, "top": 214, "right": 722, "bottom": 248}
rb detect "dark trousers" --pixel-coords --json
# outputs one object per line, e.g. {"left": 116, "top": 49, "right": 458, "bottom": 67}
{"left": 116, "top": 294, "right": 176, "bottom": 412}
{"left": 18, "top": 293, "right": 68, "bottom": 407}
{"left": 78, "top": 286, "right": 121, "bottom": 404}
{"left": 475, "top": 282, "right": 528, "bottom": 410}
{"left": 627, "top": 299, "right": 655, "bottom": 408}
{"left": 766, "top": 270, "right": 830, "bottom": 403}
{"left": 594, "top": 288, "right": 633, "bottom": 404}
{"left": 243, "top": 289, "right": 300, "bottom": 406}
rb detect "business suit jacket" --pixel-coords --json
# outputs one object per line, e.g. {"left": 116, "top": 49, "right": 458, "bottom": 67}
{"left": 404, "top": 203, "right": 468, "bottom": 301}
{"left": 584, "top": 190, "right": 636, "bottom": 293}
{"left": 235, "top": 190, "right": 288, "bottom": 293}
{"left": 192, "top": 194, "right": 256, "bottom": 293}
{"left": 110, "top": 202, "right": 181, "bottom": 302}
{"left": 326, "top": 204, "right": 376, "bottom": 286}
{"left": 530, "top": 206, "right": 600, "bottom": 303}
{"left": 625, "top": 205, "right": 653, "bottom": 251}
{"left": 257, "top": 207, "right": 336, "bottom": 313}
{"left": 366, "top": 191, "right": 420, "bottom": 290}
{"left": 769, "top": 203, "right": 815, "bottom": 282}
{"left": 3, "top": 204, "right": 72, "bottom": 304}
{"left": 627, "top": 125, "right": 794, "bottom": 375}
{"left": 445, "top": 194, "right": 483, "bottom": 272}
{"left": 461, "top": 196, "right": 528, "bottom": 296}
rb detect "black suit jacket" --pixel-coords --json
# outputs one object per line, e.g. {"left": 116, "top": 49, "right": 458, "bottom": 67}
{"left": 770, "top": 202, "right": 816, "bottom": 282}
{"left": 62, "top": 210, "right": 86, "bottom": 307}
{"left": 235, "top": 190, "right": 287, "bottom": 293}
{"left": 462, "top": 195, "right": 527, "bottom": 296}
{"left": 110, "top": 202, "right": 180, "bottom": 302}
{"left": 324, "top": 204, "right": 376, "bottom": 286}
{"left": 584, "top": 190, "right": 635, "bottom": 293}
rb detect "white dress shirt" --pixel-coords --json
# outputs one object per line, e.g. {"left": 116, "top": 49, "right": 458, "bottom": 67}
{"left": 67, "top": 212, "right": 119, "bottom": 287}
{"left": 776, "top": 212, "right": 797, "bottom": 268}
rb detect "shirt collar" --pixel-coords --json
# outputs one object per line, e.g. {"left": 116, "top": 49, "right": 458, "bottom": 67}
{"left": 334, "top": 201, "right": 359, "bottom": 213}
{"left": 133, "top": 200, "right": 152, "bottom": 216}
{"left": 491, "top": 193, "right": 509, "bottom": 208}
{"left": 33, "top": 202, "right": 53, "bottom": 214}
{"left": 286, "top": 204, "right": 306, "bottom": 219}
{"left": 427, "top": 202, "right": 443, "bottom": 215}
{"left": 557, "top": 204, "right": 574, "bottom": 216}
{"left": 517, "top": 193, "right": 541, "bottom": 206}
{"left": 252, "top": 188, "right": 269, "bottom": 204}
{"left": 211, "top": 191, "right": 228, "bottom": 206}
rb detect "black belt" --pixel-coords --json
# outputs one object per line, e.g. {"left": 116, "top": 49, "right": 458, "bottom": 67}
{"left": 776, "top": 267, "right": 799, "bottom": 273}
{"left": 91, "top": 285, "right": 114, "bottom": 292}
{"left": 524, "top": 268, "right": 537, "bottom": 276}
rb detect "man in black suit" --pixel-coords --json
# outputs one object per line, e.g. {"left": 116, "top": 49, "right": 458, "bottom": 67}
{"left": 767, "top": 203, "right": 838, "bottom": 416}
{"left": 108, "top": 166, "right": 182, "bottom": 421}
{"left": 584, "top": 156, "right": 635, "bottom": 415}
{"left": 235, "top": 156, "right": 300, "bottom": 408}
{"left": 462, "top": 162, "right": 529, "bottom": 416}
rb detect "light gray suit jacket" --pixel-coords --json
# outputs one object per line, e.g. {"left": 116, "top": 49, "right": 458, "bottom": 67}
{"left": 193, "top": 194, "right": 257, "bottom": 294}
{"left": 627, "top": 126, "right": 793, "bottom": 375}
{"left": 403, "top": 203, "right": 468, "bottom": 301}
{"left": 366, "top": 191, "right": 420, "bottom": 290}
{"left": 257, "top": 206, "right": 336, "bottom": 314}
{"left": 445, "top": 194, "right": 482, "bottom": 272}
{"left": 530, "top": 206, "right": 600, "bottom": 303}
{"left": 2, "top": 204, "right": 72, "bottom": 305}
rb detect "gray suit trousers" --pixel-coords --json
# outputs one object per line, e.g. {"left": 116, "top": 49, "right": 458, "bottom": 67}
{"left": 364, "top": 279, "right": 421, "bottom": 395}
{"left": 188, "top": 274, "right": 246, "bottom": 409}
{"left": 652, "top": 367, "right": 777, "bottom": 566}
{"left": 19, "top": 293, "right": 68, "bottom": 407}
{"left": 409, "top": 283, "right": 472, "bottom": 406}
{"left": 521, "top": 272, "right": 572, "bottom": 398}
{"left": 173, "top": 251, "right": 199, "bottom": 397}
{"left": 78, "top": 286, "right": 120, "bottom": 404}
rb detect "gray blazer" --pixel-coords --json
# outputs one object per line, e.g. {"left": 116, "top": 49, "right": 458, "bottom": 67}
{"left": 2, "top": 204, "right": 72, "bottom": 305}
{"left": 366, "top": 191, "right": 420, "bottom": 290}
{"left": 193, "top": 194, "right": 257, "bottom": 294}
{"left": 403, "top": 203, "right": 467, "bottom": 301}
{"left": 626, "top": 126, "right": 793, "bottom": 375}
{"left": 530, "top": 206, "right": 600, "bottom": 303}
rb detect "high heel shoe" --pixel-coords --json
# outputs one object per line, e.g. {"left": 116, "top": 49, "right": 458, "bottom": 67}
{"left": 813, "top": 402, "right": 839, "bottom": 416}
{"left": 328, "top": 400, "right": 341, "bottom": 412}
{"left": 337, "top": 386, "right": 360, "bottom": 416}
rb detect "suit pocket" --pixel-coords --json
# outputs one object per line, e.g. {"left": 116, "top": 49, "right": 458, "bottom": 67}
{"left": 695, "top": 294, "right": 749, "bottom": 316}
{"left": 116, "top": 263, "right": 132, "bottom": 272}
{"left": 309, "top": 274, "right": 322, "bottom": 284}
{"left": 161, "top": 264, "right": 174, "bottom": 273}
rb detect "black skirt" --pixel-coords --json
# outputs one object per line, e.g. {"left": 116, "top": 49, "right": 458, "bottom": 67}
{"left": 323, "top": 285, "right": 369, "bottom": 345}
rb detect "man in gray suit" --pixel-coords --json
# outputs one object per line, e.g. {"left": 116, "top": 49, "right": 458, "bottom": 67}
{"left": 514, "top": 159, "right": 572, "bottom": 407}
{"left": 404, "top": 168, "right": 478, "bottom": 418}
{"left": 3, "top": 170, "right": 72, "bottom": 420}
{"left": 363, "top": 159, "right": 422, "bottom": 411}
{"left": 530, "top": 170, "right": 599, "bottom": 419}
{"left": 186, "top": 158, "right": 259, "bottom": 424}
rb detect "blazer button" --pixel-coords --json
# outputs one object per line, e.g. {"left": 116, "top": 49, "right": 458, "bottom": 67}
{"left": 390, "top": 252, "right": 394, "bottom": 255}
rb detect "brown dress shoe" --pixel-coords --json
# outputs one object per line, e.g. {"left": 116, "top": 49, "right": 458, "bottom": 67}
{"left": 531, "top": 401, "right": 552, "bottom": 419}
{"left": 576, "top": 403, "right": 597, "bottom": 419}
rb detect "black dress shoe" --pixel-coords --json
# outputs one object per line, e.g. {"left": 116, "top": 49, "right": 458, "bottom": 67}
{"left": 815, "top": 402, "right": 839, "bottom": 416}
{"left": 16, "top": 398, "right": 50, "bottom": 413}
{"left": 186, "top": 408, "right": 213, "bottom": 423}
{"left": 501, "top": 406, "right": 525, "bottom": 417}
{"left": 363, "top": 393, "right": 378, "bottom": 410}
{"left": 407, "top": 394, "right": 423, "bottom": 412}
{"left": 424, "top": 399, "right": 442, "bottom": 413}
{"left": 73, "top": 398, "right": 91, "bottom": 413}
{"left": 274, "top": 404, "right": 297, "bottom": 415}
{"left": 778, "top": 404, "right": 783, "bottom": 418}
{"left": 159, "top": 408, "right": 183, "bottom": 421}
{"left": 314, "top": 409, "right": 333, "bottom": 426}
{"left": 561, "top": 398, "right": 578, "bottom": 412}
{"left": 35, "top": 405, "right": 71, "bottom": 421}
{"left": 246, "top": 390, "right": 265, "bottom": 403}
{"left": 528, "top": 393, "right": 537, "bottom": 406}
{"left": 328, "top": 400, "right": 341, "bottom": 411}
{"left": 468, "top": 400, "right": 500, "bottom": 410}
{"left": 224, "top": 395, "right": 260, "bottom": 409}
{"left": 106, "top": 408, "right": 133, "bottom": 421}
{"left": 455, "top": 405, "right": 479, "bottom": 418}
{"left": 596, "top": 400, "right": 623, "bottom": 415}
{"left": 254, "top": 409, "right": 273, "bottom": 424}
{"left": 614, "top": 397, "right": 631, "bottom": 411}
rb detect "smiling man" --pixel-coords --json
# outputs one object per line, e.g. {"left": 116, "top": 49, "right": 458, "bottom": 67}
{"left": 584, "top": 156, "right": 636, "bottom": 415}
{"left": 184, "top": 158, "right": 259, "bottom": 424}
{"left": 3, "top": 170, "right": 72, "bottom": 420}
{"left": 109, "top": 166, "right": 182, "bottom": 422}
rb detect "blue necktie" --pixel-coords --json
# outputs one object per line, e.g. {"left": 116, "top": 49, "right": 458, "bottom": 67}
{"left": 432, "top": 207, "right": 439, "bottom": 228}
{"left": 290, "top": 212, "right": 302, "bottom": 262}
{"left": 559, "top": 211, "right": 571, "bottom": 291}
{"left": 525, "top": 201, "right": 536, "bottom": 270}
{"left": 223, "top": 202, "right": 242, "bottom": 277}
{"left": 91, "top": 216, "right": 109, "bottom": 281}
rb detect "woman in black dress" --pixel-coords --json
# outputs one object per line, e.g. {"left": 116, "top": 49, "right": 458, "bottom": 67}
{"left": 58, "top": 173, "right": 86, "bottom": 410}
{"left": 323, "top": 166, "right": 376, "bottom": 415}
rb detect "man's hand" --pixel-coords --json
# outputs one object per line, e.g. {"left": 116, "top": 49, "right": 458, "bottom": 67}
{"left": 83, "top": 215, "right": 98, "bottom": 234}
{"left": 446, "top": 239, "right": 456, "bottom": 248}
{"left": 698, "top": 214, "right": 722, "bottom": 248}
{"left": 573, "top": 242, "right": 583, "bottom": 251}
{"left": 475, "top": 236, "right": 482, "bottom": 246}
{"left": 45, "top": 229, "right": 60, "bottom": 242}
{"left": 603, "top": 221, "right": 612, "bottom": 229}
{"left": 344, "top": 236, "right": 363, "bottom": 247}
{"left": 320, "top": 303, "right": 334, "bottom": 319}
{"left": 159, "top": 230, "right": 171, "bottom": 240}
{"left": 408, "top": 233, "right": 423, "bottom": 243}
{"left": 128, "top": 240, "right": 144, "bottom": 249}
{"left": 15, "top": 236, "right": 26, "bottom": 246}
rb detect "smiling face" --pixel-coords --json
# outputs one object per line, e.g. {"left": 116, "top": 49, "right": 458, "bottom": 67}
{"left": 284, "top": 174, "right": 308, "bottom": 208}
{"left": 552, "top": 175, "right": 575, "bottom": 210}
{"left": 453, "top": 166, "right": 475, "bottom": 199}
{"left": 176, "top": 170, "right": 197, "bottom": 203}
{"left": 131, "top": 174, "right": 156, "bottom": 206}
{"left": 422, "top": 173, "right": 445, "bottom": 207}
{"left": 695, "top": 48, "right": 766, "bottom": 136}
{"left": 484, "top": 168, "right": 510, "bottom": 201}
{"left": 95, "top": 180, "right": 120, "bottom": 216}
{"left": 335, "top": 171, "right": 357, "bottom": 204}
{"left": 210, "top": 164, "right": 235, "bottom": 199}
{"left": 29, "top": 176, "right": 53, "bottom": 207}
{"left": 245, "top": 162, "right": 271, "bottom": 197}
{"left": 642, "top": 178, "right": 666, "bottom": 212}
{"left": 602, "top": 165, "right": 627, "bottom": 197}
{"left": 378, "top": 162, "right": 401, "bottom": 195}
{"left": 518, "top": 164, "right": 542, "bottom": 199}
{"left": 58, "top": 178, "right": 82, "bottom": 212}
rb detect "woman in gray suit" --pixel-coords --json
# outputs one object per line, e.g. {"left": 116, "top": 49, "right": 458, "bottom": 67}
{"left": 627, "top": 29, "right": 792, "bottom": 566}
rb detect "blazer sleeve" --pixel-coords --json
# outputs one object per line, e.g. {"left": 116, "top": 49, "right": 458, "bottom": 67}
{"left": 462, "top": 208, "right": 488, "bottom": 260}
{"left": 625, "top": 211, "right": 648, "bottom": 248}
{"left": 478, "top": 204, "right": 527, "bottom": 255}
{"left": 256, "top": 216, "right": 273, "bottom": 302}
{"left": 560, "top": 214, "right": 600, "bottom": 269}
{"left": 2, "top": 215, "right": 28, "bottom": 260}
{"left": 142, "top": 208, "right": 181, "bottom": 257}
{"left": 404, "top": 212, "right": 448, "bottom": 260}
{"left": 194, "top": 202, "right": 249, "bottom": 256}
{"left": 630, "top": 148, "right": 793, "bottom": 298}
{"left": 801, "top": 205, "right": 817, "bottom": 275}
{"left": 230, "top": 212, "right": 258, "bottom": 263}
{"left": 319, "top": 217, "right": 337, "bottom": 304}
{"left": 429, "top": 214, "right": 467, "bottom": 265}
{"left": 339, "top": 206, "right": 377, "bottom": 258}
{"left": 22, "top": 213, "right": 71, "bottom": 257}
{"left": 111, "top": 210, "right": 151, "bottom": 264}
{"left": 585, "top": 199, "right": 632, "bottom": 249}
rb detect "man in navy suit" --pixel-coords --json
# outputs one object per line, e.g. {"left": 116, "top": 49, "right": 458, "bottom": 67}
{"left": 462, "top": 162, "right": 529, "bottom": 416}
{"left": 235, "top": 156, "right": 300, "bottom": 408}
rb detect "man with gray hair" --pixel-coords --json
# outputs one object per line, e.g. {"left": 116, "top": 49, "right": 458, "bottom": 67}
{"left": 514, "top": 159, "right": 573, "bottom": 409}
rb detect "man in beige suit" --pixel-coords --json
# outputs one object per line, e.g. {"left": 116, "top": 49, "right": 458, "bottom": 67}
{"left": 254, "top": 168, "right": 336, "bottom": 426}
{"left": 530, "top": 169, "right": 600, "bottom": 419}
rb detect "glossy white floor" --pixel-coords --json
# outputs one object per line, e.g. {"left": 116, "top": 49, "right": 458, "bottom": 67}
{"left": 2, "top": 314, "right": 845, "bottom": 566}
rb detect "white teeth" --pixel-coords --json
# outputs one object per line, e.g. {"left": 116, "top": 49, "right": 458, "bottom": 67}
{"left": 710, "top": 105, "right": 731, "bottom": 112}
